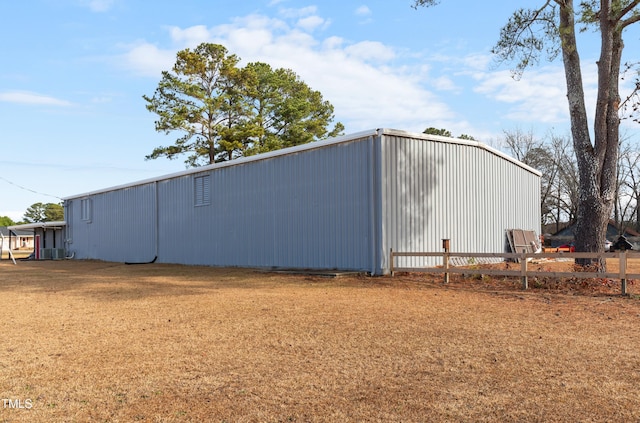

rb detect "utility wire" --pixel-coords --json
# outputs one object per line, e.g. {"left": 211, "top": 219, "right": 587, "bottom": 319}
{"left": 0, "top": 175, "right": 62, "bottom": 200}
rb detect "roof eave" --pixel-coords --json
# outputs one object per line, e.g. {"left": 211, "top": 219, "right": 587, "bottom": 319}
{"left": 8, "top": 221, "right": 67, "bottom": 231}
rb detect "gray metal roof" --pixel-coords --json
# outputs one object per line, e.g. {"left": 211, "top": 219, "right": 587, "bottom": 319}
{"left": 63, "top": 128, "right": 541, "bottom": 200}
{"left": 7, "top": 221, "right": 66, "bottom": 231}
{"left": 1, "top": 226, "right": 35, "bottom": 236}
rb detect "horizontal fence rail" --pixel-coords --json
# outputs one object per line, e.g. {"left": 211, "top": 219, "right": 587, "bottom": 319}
{"left": 389, "top": 249, "right": 640, "bottom": 295}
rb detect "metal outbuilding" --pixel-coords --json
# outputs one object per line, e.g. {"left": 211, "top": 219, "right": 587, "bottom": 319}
{"left": 62, "top": 128, "right": 541, "bottom": 275}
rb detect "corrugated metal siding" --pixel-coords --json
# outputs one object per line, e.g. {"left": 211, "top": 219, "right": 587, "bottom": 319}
{"left": 154, "top": 137, "right": 374, "bottom": 270}
{"left": 380, "top": 134, "right": 540, "bottom": 270}
{"left": 66, "top": 184, "right": 157, "bottom": 262}
{"left": 63, "top": 129, "right": 540, "bottom": 274}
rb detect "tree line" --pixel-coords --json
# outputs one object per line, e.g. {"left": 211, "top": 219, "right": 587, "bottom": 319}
{"left": 0, "top": 203, "right": 64, "bottom": 227}
{"left": 503, "top": 128, "right": 640, "bottom": 236}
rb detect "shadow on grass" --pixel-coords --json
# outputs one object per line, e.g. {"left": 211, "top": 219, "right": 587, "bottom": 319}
{"left": 0, "top": 259, "right": 377, "bottom": 301}
{"left": 4, "top": 260, "right": 633, "bottom": 303}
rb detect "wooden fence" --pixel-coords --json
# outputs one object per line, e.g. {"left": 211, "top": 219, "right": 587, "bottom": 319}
{"left": 389, "top": 249, "right": 640, "bottom": 295}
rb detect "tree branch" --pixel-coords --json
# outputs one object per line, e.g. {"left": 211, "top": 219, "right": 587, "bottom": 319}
{"left": 614, "top": 0, "right": 640, "bottom": 23}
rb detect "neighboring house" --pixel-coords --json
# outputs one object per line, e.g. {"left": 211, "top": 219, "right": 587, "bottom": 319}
{"left": 61, "top": 128, "right": 541, "bottom": 274}
{"left": 0, "top": 226, "right": 34, "bottom": 251}
{"left": 542, "top": 222, "right": 572, "bottom": 237}
{"left": 546, "top": 220, "right": 640, "bottom": 248}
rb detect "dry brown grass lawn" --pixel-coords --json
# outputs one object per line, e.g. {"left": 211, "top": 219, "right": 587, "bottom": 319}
{"left": 1, "top": 259, "right": 640, "bottom": 422}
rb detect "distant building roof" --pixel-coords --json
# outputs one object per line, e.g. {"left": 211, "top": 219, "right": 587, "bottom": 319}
{"left": 551, "top": 220, "right": 640, "bottom": 238}
{"left": 0, "top": 226, "right": 34, "bottom": 236}
{"left": 7, "top": 221, "right": 66, "bottom": 231}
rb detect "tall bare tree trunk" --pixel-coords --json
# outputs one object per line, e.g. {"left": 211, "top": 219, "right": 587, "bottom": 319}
{"left": 414, "top": 0, "right": 640, "bottom": 270}
{"left": 559, "top": 1, "right": 620, "bottom": 269}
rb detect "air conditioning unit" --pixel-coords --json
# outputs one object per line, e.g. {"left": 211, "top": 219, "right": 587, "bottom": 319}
{"left": 40, "top": 248, "right": 52, "bottom": 259}
{"left": 52, "top": 248, "right": 65, "bottom": 259}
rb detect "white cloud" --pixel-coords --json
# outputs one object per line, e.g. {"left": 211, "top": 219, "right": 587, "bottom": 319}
{"left": 0, "top": 91, "right": 72, "bottom": 106}
{"left": 278, "top": 6, "right": 317, "bottom": 19}
{"left": 354, "top": 5, "right": 373, "bottom": 24}
{"left": 462, "top": 54, "right": 492, "bottom": 72}
{"left": 322, "top": 36, "right": 344, "bottom": 50}
{"left": 120, "top": 43, "right": 175, "bottom": 77}
{"left": 114, "top": 12, "right": 469, "bottom": 132}
{"left": 474, "top": 68, "right": 569, "bottom": 123}
{"left": 296, "top": 15, "right": 327, "bottom": 32}
{"left": 119, "top": 8, "right": 610, "bottom": 136}
{"left": 431, "top": 76, "right": 459, "bottom": 92}
{"left": 214, "top": 19, "right": 453, "bottom": 131}
{"left": 210, "top": 15, "right": 288, "bottom": 54}
{"left": 169, "top": 25, "right": 212, "bottom": 46}
{"left": 345, "top": 41, "right": 395, "bottom": 62}
{"left": 355, "top": 6, "right": 372, "bottom": 17}
{"left": 472, "top": 63, "right": 606, "bottom": 127}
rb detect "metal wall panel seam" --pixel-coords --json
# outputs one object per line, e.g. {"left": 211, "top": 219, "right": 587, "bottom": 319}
{"left": 368, "top": 135, "right": 376, "bottom": 274}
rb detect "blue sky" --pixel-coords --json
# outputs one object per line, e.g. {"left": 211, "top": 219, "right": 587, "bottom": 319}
{"left": 1, "top": 0, "right": 639, "bottom": 221}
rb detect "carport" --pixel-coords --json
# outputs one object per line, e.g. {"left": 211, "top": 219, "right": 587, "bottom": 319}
{"left": 7, "top": 221, "right": 67, "bottom": 259}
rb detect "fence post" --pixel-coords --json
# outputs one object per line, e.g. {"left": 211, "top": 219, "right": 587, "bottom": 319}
{"left": 620, "top": 250, "right": 628, "bottom": 296}
{"left": 521, "top": 249, "right": 528, "bottom": 290}
{"left": 443, "top": 239, "right": 450, "bottom": 284}
{"left": 390, "top": 248, "right": 394, "bottom": 277}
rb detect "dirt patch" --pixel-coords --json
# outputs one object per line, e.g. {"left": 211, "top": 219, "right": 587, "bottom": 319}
{"left": 1, "top": 260, "right": 640, "bottom": 422}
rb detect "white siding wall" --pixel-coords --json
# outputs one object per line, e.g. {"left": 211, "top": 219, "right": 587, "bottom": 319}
{"left": 379, "top": 133, "right": 540, "bottom": 270}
